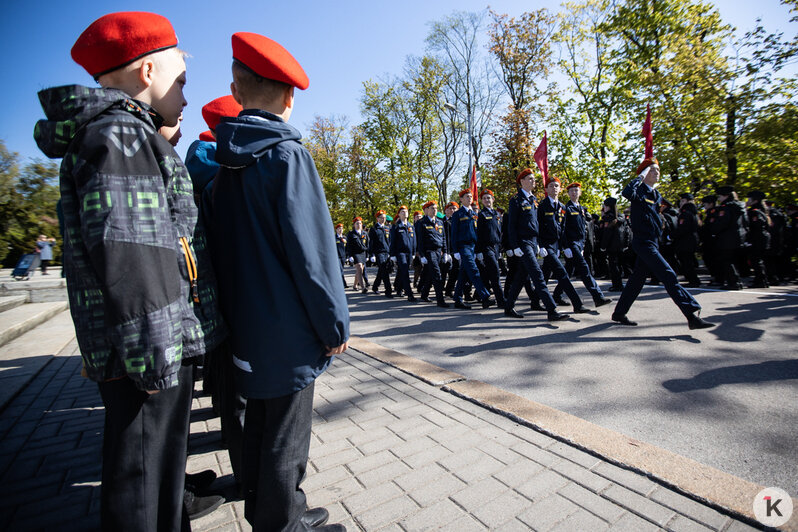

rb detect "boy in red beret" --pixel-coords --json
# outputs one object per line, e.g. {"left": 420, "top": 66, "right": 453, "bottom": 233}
{"left": 368, "top": 210, "right": 393, "bottom": 297}
{"left": 34, "top": 11, "right": 227, "bottom": 531}
{"left": 202, "top": 32, "right": 349, "bottom": 532}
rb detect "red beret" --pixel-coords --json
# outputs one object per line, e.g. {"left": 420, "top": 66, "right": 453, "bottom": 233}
{"left": 545, "top": 177, "right": 561, "bottom": 186}
{"left": 353, "top": 216, "right": 362, "bottom": 223}
{"left": 201, "top": 96, "right": 242, "bottom": 131}
{"left": 374, "top": 210, "right": 386, "bottom": 217}
{"left": 458, "top": 189, "right": 472, "bottom": 198}
{"left": 423, "top": 201, "right": 438, "bottom": 210}
{"left": 635, "top": 157, "right": 659, "bottom": 175}
{"left": 335, "top": 223, "right": 343, "bottom": 229}
{"left": 396, "top": 205, "right": 408, "bottom": 215}
{"left": 566, "top": 182, "right": 581, "bottom": 191}
{"left": 445, "top": 201, "right": 459, "bottom": 211}
{"left": 481, "top": 189, "right": 494, "bottom": 197}
{"left": 232, "top": 32, "right": 309, "bottom": 90}
{"left": 198, "top": 130, "right": 215, "bottom": 142}
{"left": 412, "top": 211, "right": 423, "bottom": 217}
{"left": 71, "top": 12, "right": 178, "bottom": 78}
{"left": 516, "top": 168, "right": 533, "bottom": 185}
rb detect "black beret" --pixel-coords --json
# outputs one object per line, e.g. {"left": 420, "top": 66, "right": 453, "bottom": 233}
{"left": 701, "top": 195, "right": 717, "bottom": 204}
{"left": 716, "top": 185, "right": 734, "bottom": 196}
{"left": 603, "top": 197, "right": 617, "bottom": 207}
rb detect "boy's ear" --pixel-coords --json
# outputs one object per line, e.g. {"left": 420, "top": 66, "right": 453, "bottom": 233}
{"left": 230, "top": 81, "right": 243, "bottom": 105}
{"left": 138, "top": 58, "right": 156, "bottom": 88}
{"left": 283, "top": 86, "right": 295, "bottom": 110}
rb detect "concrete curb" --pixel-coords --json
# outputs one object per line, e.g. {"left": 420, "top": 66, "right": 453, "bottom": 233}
{"left": 348, "top": 335, "right": 798, "bottom": 531}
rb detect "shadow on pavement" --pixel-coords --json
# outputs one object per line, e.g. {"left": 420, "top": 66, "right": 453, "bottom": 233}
{"left": 662, "top": 359, "right": 798, "bottom": 392}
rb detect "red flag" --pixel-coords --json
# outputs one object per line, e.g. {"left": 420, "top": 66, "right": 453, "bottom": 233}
{"left": 469, "top": 164, "right": 478, "bottom": 201}
{"left": 534, "top": 131, "right": 549, "bottom": 184}
{"left": 642, "top": 104, "right": 653, "bottom": 159}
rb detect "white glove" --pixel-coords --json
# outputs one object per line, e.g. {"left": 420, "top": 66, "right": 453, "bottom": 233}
{"left": 442, "top": 253, "right": 450, "bottom": 263}
{"left": 506, "top": 249, "right": 514, "bottom": 257}
{"left": 563, "top": 248, "right": 573, "bottom": 259}
{"left": 454, "top": 253, "right": 461, "bottom": 262}
{"left": 539, "top": 247, "right": 549, "bottom": 258}
{"left": 513, "top": 248, "right": 523, "bottom": 257}
{"left": 390, "top": 256, "right": 397, "bottom": 263}
{"left": 346, "top": 257, "right": 352, "bottom": 265}
{"left": 476, "top": 253, "right": 484, "bottom": 261}
{"left": 420, "top": 257, "right": 428, "bottom": 265}
{"left": 370, "top": 256, "right": 376, "bottom": 263}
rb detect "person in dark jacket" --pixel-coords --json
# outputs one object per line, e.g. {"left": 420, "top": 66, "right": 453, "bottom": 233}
{"left": 335, "top": 224, "right": 348, "bottom": 288}
{"left": 416, "top": 201, "right": 450, "bottom": 307}
{"left": 764, "top": 200, "right": 788, "bottom": 285}
{"left": 504, "top": 169, "right": 566, "bottom": 321}
{"left": 700, "top": 195, "right": 723, "bottom": 286}
{"left": 450, "top": 190, "right": 494, "bottom": 309}
{"left": 390, "top": 206, "right": 416, "bottom": 302}
{"left": 346, "top": 217, "right": 369, "bottom": 293}
{"left": 368, "top": 210, "right": 393, "bottom": 297}
{"left": 712, "top": 185, "right": 747, "bottom": 290}
{"left": 501, "top": 204, "right": 537, "bottom": 308}
{"left": 599, "top": 197, "right": 626, "bottom": 291}
{"left": 205, "top": 32, "right": 349, "bottom": 532}
{"left": 611, "top": 158, "right": 713, "bottom": 329}
{"left": 442, "top": 201, "right": 459, "bottom": 297}
{"left": 477, "top": 189, "right": 505, "bottom": 307}
{"left": 745, "top": 191, "right": 771, "bottom": 288}
{"left": 674, "top": 193, "right": 701, "bottom": 287}
{"left": 35, "top": 12, "right": 226, "bottom": 530}
{"left": 658, "top": 198, "right": 679, "bottom": 275}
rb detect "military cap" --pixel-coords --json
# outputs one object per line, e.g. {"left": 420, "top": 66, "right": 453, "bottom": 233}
{"left": 199, "top": 130, "right": 215, "bottom": 142}
{"left": 374, "top": 210, "right": 386, "bottom": 218}
{"left": 422, "top": 201, "right": 438, "bottom": 210}
{"left": 412, "top": 211, "right": 423, "bottom": 217}
{"left": 679, "top": 192, "right": 694, "bottom": 200}
{"left": 635, "top": 157, "right": 659, "bottom": 176}
{"left": 603, "top": 197, "right": 617, "bottom": 207}
{"left": 335, "top": 223, "right": 343, "bottom": 229}
{"left": 481, "top": 189, "right": 494, "bottom": 197}
{"left": 232, "top": 32, "right": 309, "bottom": 90}
{"left": 747, "top": 190, "right": 766, "bottom": 201}
{"left": 716, "top": 185, "right": 735, "bottom": 196}
{"left": 202, "top": 95, "right": 242, "bottom": 131}
{"left": 545, "top": 176, "right": 561, "bottom": 187}
{"left": 701, "top": 195, "right": 717, "bottom": 204}
{"left": 396, "top": 205, "right": 408, "bottom": 215}
{"left": 516, "top": 168, "right": 533, "bottom": 185}
{"left": 71, "top": 12, "right": 179, "bottom": 78}
{"left": 566, "top": 182, "right": 581, "bottom": 191}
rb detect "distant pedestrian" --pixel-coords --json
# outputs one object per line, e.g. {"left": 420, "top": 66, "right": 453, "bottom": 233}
{"left": 35, "top": 235, "right": 55, "bottom": 275}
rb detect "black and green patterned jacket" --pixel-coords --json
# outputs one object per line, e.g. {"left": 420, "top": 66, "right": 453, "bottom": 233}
{"left": 34, "top": 85, "right": 226, "bottom": 390}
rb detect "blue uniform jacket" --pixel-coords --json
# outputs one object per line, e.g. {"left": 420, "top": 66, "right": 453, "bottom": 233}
{"left": 477, "top": 207, "right": 501, "bottom": 252}
{"left": 389, "top": 220, "right": 415, "bottom": 255}
{"left": 185, "top": 140, "right": 219, "bottom": 198}
{"left": 205, "top": 110, "right": 349, "bottom": 399}
{"left": 622, "top": 177, "right": 663, "bottom": 242}
{"left": 563, "top": 201, "right": 588, "bottom": 248}
{"left": 507, "top": 190, "right": 540, "bottom": 249}
{"left": 538, "top": 196, "right": 566, "bottom": 248}
{"left": 368, "top": 223, "right": 390, "bottom": 255}
{"left": 450, "top": 206, "right": 478, "bottom": 249}
{"left": 415, "top": 216, "right": 445, "bottom": 254}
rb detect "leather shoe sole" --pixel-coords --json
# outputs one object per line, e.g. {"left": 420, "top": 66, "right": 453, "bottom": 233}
{"left": 611, "top": 313, "right": 637, "bottom": 326}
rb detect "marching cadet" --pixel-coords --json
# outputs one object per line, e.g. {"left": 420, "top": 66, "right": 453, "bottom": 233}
{"left": 335, "top": 224, "right": 348, "bottom": 288}
{"left": 745, "top": 191, "right": 771, "bottom": 288}
{"left": 658, "top": 198, "right": 679, "bottom": 274}
{"left": 555, "top": 182, "right": 612, "bottom": 307}
{"left": 537, "top": 178, "right": 588, "bottom": 313}
{"left": 416, "top": 201, "right": 450, "bottom": 307}
{"left": 442, "top": 201, "right": 459, "bottom": 297}
{"left": 346, "top": 217, "right": 369, "bottom": 293}
{"left": 390, "top": 206, "right": 416, "bottom": 302}
{"left": 611, "top": 158, "right": 714, "bottom": 329}
{"left": 712, "top": 185, "right": 747, "bottom": 290}
{"left": 368, "top": 210, "right": 393, "bottom": 297}
{"left": 504, "top": 169, "right": 567, "bottom": 321}
{"left": 412, "top": 211, "right": 424, "bottom": 288}
{"left": 501, "top": 204, "right": 537, "bottom": 309}
{"left": 477, "top": 189, "right": 505, "bottom": 308}
{"left": 674, "top": 193, "right": 701, "bottom": 287}
{"left": 450, "top": 190, "right": 495, "bottom": 309}
{"left": 700, "top": 195, "right": 723, "bottom": 286}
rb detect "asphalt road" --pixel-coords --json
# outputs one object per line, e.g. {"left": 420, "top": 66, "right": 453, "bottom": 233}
{"left": 347, "top": 269, "right": 798, "bottom": 496}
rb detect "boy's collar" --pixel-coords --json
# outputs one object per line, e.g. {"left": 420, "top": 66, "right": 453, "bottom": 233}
{"left": 239, "top": 109, "right": 285, "bottom": 123}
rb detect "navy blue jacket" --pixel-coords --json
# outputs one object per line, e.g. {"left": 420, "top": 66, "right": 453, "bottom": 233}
{"left": 477, "top": 207, "right": 501, "bottom": 251}
{"left": 538, "top": 196, "right": 566, "bottom": 248}
{"left": 368, "top": 223, "right": 390, "bottom": 255}
{"left": 450, "top": 206, "right": 478, "bottom": 249}
{"left": 623, "top": 177, "right": 663, "bottom": 243}
{"left": 416, "top": 216, "right": 445, "bottom": 254}
{"left": 507, "top": 190, "right": 540, "bottom": 249}
{"left": 205, "top": 110, "right": 349, "bottom": 399}
{"left": 389, "top": 220, "right": 415, "bottom": 255}
{"left": 563, "top": 201, "right": 589, "bottom": 248}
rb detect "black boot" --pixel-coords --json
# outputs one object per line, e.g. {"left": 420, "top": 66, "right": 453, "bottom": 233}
{"left": 687, "top": 312, "right": 715, "bottom": 330}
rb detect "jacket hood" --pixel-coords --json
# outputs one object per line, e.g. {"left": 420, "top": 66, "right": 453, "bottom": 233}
{"left": 33, "top": 85, "right": 160, "bottom": 158}
{"left": 185, "top": 139, "right": 219, "bottom": 195}
{"left": 214, "top": 109, "right": 302, "bottom": 168}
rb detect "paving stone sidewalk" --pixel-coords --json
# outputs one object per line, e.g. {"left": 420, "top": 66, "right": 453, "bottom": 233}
{"left": 0, "top": 340, "right": 763, "bottom": 531}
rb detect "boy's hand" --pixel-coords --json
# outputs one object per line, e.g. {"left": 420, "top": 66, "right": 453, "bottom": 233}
{"left": 326, "top": 341, "right": 348, "bottom": 356}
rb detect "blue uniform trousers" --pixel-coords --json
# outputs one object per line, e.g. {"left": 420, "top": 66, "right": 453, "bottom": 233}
{"left": 372, "top": 252, "right": 392, "bottom": 294}
{"left": 540, "top": 246, "right": 582, "bottom": 307}
{"left": 554, "top": 242, "right": 603, "bottom": 301}
{"left": 503, "top": 255, "right": 534, "bottom": 302}
{"left": 505, "top": 241, "right": 557, "bottom": 311}
{"left": 395, "top": 253, "right": 413, "bottom": 296}
{"left": 454, "top": 244, "right": 490, "bottom": 302}
{"left": 614, "top": 238, "right": 701, "bottom": 318}
{"left": 420, "top": 250, "right": 446, "bottom": 303}
{"left": 481, "top": 244, "right": 505, "bottom": 305}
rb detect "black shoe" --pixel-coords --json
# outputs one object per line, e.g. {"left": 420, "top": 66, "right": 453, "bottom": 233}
{"left": 608, "top": 285, "right": 623, "bottom": 292}
{"left": 302, "top": 507, "right": 330, "bottom": 528}
{"left": 748, "top": 281, "right": 769, "bottom": 288}
{"left": 464, "top": 293, "right": 475, "bottom": 302}
{"left": 611, "top": 313, "right": 637, "bottom": 326}
{"left": 437, "top": 301, "right": 450, "bottom": 308}
{"left": 547, "top": 310, "right": 567, "bottom": 321}
{"left": 593, "top": 297, "right": 612, "bottom": 308}
{"left": 722, "top": 283, "right": 743, "bottom": 291}
{"left": 553, "top": 296, "right": 567, "bottom": 306}
{"left": 407, "top": 295, "right": 417, "bottom": 302}
{"left": 420, "top": 296, "right": 431, "bottom": 302}
{"left": 481, "top": 298, "right": 495, "bottom": 309}
{"left": 504, "top": 308, "right": 524, "bottom": 318}
{"left": 312, "top": 525, "right": 347, "bottom": 532}
{"left": 687, "top": 313, "right": 716, "bottom": 330}
{"left": 444, "top": 290, "right": 453, "bottom": 298}
{"left": 185, "top": 470, "right": 217, "bottom": 494}
{"left": 529, "top": 301, "right": 544, "bottom": 311}
{"left": 361, "top": 288, "right": 369, "bottom": 294}
{"left": 572, "top": 305, "right": 590, "bottom": 314}
{"left": 685, "top": 282, "right": 701, "bottom": 288}
{"left": 385, "top": 292, "right": 394, "bottom": 298}
{"left": 185, "top": 490, "right": 224, "bottom": 520}
{"left": 454, "top": 301, "right": 472, "bottom": 310}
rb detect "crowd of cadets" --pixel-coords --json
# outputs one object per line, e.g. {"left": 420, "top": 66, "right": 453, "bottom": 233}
{"left": 335, "top": 181, "right": 798, "bottom": 316}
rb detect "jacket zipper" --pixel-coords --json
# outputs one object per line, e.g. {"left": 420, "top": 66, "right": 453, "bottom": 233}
{"left": 179, "top": 237, "right": 200, "bottom": 303}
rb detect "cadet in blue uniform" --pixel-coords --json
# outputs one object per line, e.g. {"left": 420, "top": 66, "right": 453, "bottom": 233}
{"left": 346, "top": 217, "right": 369, "bottom": 293}
{"left": 450, "top": 190, "right": 495, "bottom": 309}
{"left": 477, "top": 189, "right": 505, "bottom": 308}
{"left": 368, "top": 210, "right": 393, "bottom": 297}
{"left": 416, "top": 201, "right": 450, "bottom": 307}
{"left": 206, "top": 32, "right": 349, "bottom": 531}
{"left": 442, "top": 201, "right": 459, "bottom": 297}
{"left": 554, "top": 182, "right": 612, "bottom": 307}
{"left": 390, "top": 205, "right": 416, "bottom": 302}
{"left": 611, "top": 158, "right": 714, "bottom": 329}
{"left": 335, "top": 223, "right": 348, "bottom": 288}
{"left": 504, "top": 169, "right": 567, "bottom": 321}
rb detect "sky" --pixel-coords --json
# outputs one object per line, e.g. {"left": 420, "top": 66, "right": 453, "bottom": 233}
{"left": 1, "top": 0, "right": 795, "bottom": 166}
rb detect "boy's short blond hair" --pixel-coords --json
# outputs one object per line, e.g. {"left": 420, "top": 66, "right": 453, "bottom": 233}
{"left": 232, "top": 61, "right": 291, "bottom": 105}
